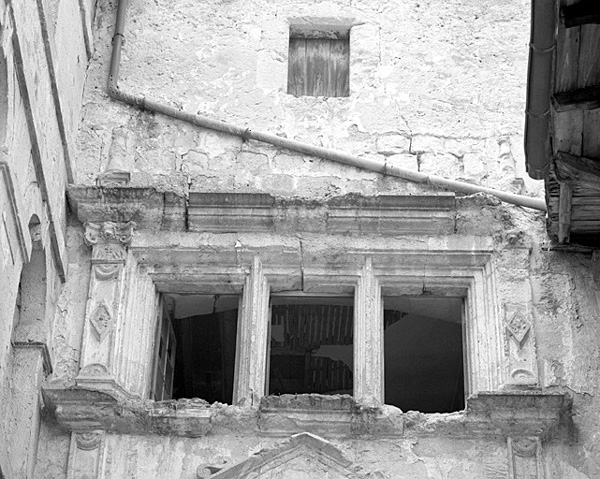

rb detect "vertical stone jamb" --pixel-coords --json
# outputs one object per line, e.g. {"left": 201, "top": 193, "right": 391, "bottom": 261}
{"left": 354, "top": 257, "right": 384, "bottom": 406}
{"left": 507, "top": 437, "right": 543, "bottom": 479}
{"left": 465, "top": 265, "right": 503, "bottom": 394}
{"left": 76, "top": 221, "right": 134, "bottom": 395}
{"left": 66, "top": 431, "right": 105, "bottom": 479}
{"left": 233, "top": 256, "right": 270, "bottom": 406}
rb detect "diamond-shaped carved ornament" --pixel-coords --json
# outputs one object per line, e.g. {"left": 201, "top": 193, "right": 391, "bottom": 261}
{"left": 506, "top": 311, "right": 531, "bottom": 346}
{"left": 90, "top": 301, "right": 112, "bottom": 341}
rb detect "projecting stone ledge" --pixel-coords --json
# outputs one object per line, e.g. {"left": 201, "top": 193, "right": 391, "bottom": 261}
{"left": 43, "top": 387, "right": 570, "bottom": 441}
{"left": 67, "top": 186, "right": 457, "bottom": 236}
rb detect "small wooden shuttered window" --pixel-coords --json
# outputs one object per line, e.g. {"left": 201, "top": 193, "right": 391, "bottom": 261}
{"left": 288, "top": 35, "right": 350, "bottom": 97}
{"left": 151, "top": 299, "right": 177, "bottom": 401}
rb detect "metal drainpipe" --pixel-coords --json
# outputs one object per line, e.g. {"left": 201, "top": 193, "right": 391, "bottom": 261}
{"left": 524, "top": 0, "right": 555, "bottom": 180}
{"left": 107, "top": 0, "right": 547, "bottom": 212}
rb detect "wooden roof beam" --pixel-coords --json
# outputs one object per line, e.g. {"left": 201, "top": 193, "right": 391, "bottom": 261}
{"left": 555, "top": 151, "right": 600, "bottom": 187}
{"left": 560, "top": 1, "right": 600, "bottom": 28}
{"left": 558, "top": 181, "right": 573, "bottom": 244}
{"left": 552, "top": 86, "right": 600, "bottom": 112}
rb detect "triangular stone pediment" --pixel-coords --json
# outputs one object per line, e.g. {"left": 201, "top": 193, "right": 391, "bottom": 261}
{"left": 204, "top": 433, "right": 365, "bottom": 479}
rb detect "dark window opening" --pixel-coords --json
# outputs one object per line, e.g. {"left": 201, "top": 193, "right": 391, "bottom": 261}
{"left": 287, "top": 27, "right": 350, "bottom": 98}
{"left": 268, "top": 296, "right": 353, "bottom": 396}
{"left": 384, "top": 296, "right": 465, "bottom": 413}
{"left": 152, "top": 294, "right": 239, "bottom": 404}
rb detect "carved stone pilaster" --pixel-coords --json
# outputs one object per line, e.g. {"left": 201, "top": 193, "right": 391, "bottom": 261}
{"left": 504, "top": 305, "right": 539, "bottom": 388}
{"left": 67, "top": 431, "right": 104, "bottom": 479}
{"left": 508, "top": 437, "right": 543, "bottom": 479}
{"left": 354, "top": 258, "right": 384, "bottom": 406}
{"left": 77, "top": 222, "right": 135, "bottom": 393}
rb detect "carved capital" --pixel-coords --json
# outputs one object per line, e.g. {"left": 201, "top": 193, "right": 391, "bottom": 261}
{"left": 84, "top": 221, "right": 134, "bottom": 267}
{"left": 84, "top": 221, "right": 135, "bottom": 248}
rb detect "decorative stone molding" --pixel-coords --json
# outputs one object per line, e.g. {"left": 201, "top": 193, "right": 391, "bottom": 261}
{"left": 74, "top": 432, "right": 103, "bottom": 451}
{"left": 43, "top": 387, "right": 570, "bottom": 439}
{"left": 68, "top": 187, "right": 456, "bottom": 236}
{"left": 507, "top": 311, "right": 531, "bottom": 347}
{"left": 201, "top": 432, "right": 366, "bottom": 479}
{"left": 78, "top": 219, "right": 157, "bottom": 399}
{"left": 508, "top": 436, "right": 543, "bottom": 479}
{"left": 1, "top": 161, "right": 33, "bottom": 265}
{"left": 89, "top": 301, "right": 112, "bottom": 341}
{"left": 79, "top": 363, "right": 109, "bottom": 377}
{"left": 504, "top": 305, "right": 539, "bottom": 388}
{"left": 67, "top": 431, "right": 104, "bottom": 479}
{"left": 84, "top": 221, "right": 134, "bottom": 249}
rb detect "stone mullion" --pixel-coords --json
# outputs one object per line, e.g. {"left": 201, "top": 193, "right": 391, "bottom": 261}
{"left": 354, "top": 258, "right": 384, "bottom": 406}
{"left": 233, "top": 256, "right": 270, "bottom": 406}
{"left": 76, "top": 221, "right": 134, "bottom": 394}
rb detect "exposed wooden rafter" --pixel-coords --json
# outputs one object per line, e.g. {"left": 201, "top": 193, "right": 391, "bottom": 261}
{"left": 558, "top": 181, "right": 573, "bottom": 243}
{"left": 555, "top": 151, "right": 600, "bottom": 190}
{"left": 561, "top": 1, "right": 600, "bottom": 28}
{"left": 553, "top": 86, "right": 600, "bottom": 112}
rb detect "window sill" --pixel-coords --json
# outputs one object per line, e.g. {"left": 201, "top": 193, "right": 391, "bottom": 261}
{"left": 43, "top": 386, "right": 570, "bottom": 440}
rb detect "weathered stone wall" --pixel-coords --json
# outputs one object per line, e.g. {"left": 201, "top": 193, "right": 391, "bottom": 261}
{"left": 3, "top": 0, "right": 599, "bottom": 478}
{"left": 78, "top": 0, "right": 540, "bottom": 197}
{"left": 0, "top": 0, "right": 91, "bottom": 476}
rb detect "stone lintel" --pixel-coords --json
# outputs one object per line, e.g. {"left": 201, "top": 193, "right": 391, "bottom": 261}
{"left": 68, "top": 186, "right": 456, "bottom": 235}
{"left": 132, "top": 232, "right": 494, "bottom": 287}
{"left": 43, "top": 387, "right": 570, "bottom": 440}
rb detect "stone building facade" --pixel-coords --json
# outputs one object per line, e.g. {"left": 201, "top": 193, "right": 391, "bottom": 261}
{"left": 1, "top": 0, "right": 599, "bottom": 478}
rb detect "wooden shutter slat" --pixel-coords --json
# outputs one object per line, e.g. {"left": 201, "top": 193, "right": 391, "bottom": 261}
{"left": 288, "top": 38, "right": 307, "bottom": 97}
{"left": 330, "top": 39, "right": 350, "bottom": 97}
{"left": 306, "top": 39, "right": 328, "bottom": 97}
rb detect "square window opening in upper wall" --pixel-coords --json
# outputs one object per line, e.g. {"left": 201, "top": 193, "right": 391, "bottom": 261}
{"left": 383, "top": 296, "right": 465, "bottom": 413}
{"left": 287, "top": 21, "right": 351, "bottom": 98}
{"left": 151, "top": 293, "right": 240, "bottom": 404}
{"left": 268, "top": 295, "right": 354, "bottom": 396}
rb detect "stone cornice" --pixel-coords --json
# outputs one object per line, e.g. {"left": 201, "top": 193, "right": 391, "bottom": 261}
{"left": 42, "top": 387, "right": 570, "bottom": 440}
{"left": 67, "top": 186, "right": 456, "bottom": 235}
